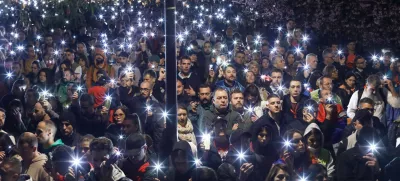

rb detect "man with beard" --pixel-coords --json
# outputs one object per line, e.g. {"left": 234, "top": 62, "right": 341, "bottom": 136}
{"left": 268, "top": 69, "right": 289, "bottom": 98}
{"left": 32, "top": 100, "right": 52, "bottom": 123}
{"left": 215, "top": 65, "right": 245, "bottom": 94}
{"left": 295, "top": 53, "right": 321, "bottom": 91}
{"left": 282, "top": 79, "right": 309, "bottom": 121}
{"left": 36, "top": 120, "right": 64, "bottom": 154}
{"left": 117, "top": 52, "right": 141, "bottom": 86}
{"left": 256, "top": 94, "right": 291, "bottom": 138}
{"left": 201, "top": 88, "right": 242, "bottom": 136}
{"left": 59, "top": 111, "right": 81, "bottom": 148}
{"left": 230, "top": 89, "right": 253, "bottom": 131}
{"left": 197, "top": 41, "right": 213, "bottom": 81}
{"left": 117, "top": 133, "right": 157, "bottom": 180}
{"left": 231, "top": 51, "right": 246, "bottom": 85}
{"left": 56, "top": 69, "right": 75, "bottom": 106}
{"left": 70, "top": 93, "right": 109, "bottom": 137}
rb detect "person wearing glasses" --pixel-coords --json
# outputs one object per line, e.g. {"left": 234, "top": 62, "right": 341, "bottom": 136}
{"left": 105, "top": 106, "right": 130, "bottom": 145}
{"left": 352, "top": 56, "right": 369, "bottom": 89}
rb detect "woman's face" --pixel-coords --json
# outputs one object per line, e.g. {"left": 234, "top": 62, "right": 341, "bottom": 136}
{"left": 287, "top": 54, "right": 295, "bottom": 65}
{"left": 113, "top": 109, "right": 126, "bottom": 124}
{"left": 250, "top": 65, "right": 259, "bottom": 75}
{"left": 79, "top": 58, "right": 86, "bottom": 67}
{"left": 262, "top": 59, "right": 269, "bottom": 68}
{"left": 274, "top": 169, "right": 290, "bottom": 181}
{"left": 246, "top": 72, "right": 255, "bottom": 84}
{"left": 257, "top": 128, "right": 270, "bottom": 146}
{"left": 39, "top": 71, "right": 46, "bottom": 83}
{"left": 331, "top": 68, "right": 339, "bottom": 80}
{"left": 292, "top": 132, "right": 305, "bottom": 153}
{"left": 345, "top": 76, "right": 356, "bottom": 88}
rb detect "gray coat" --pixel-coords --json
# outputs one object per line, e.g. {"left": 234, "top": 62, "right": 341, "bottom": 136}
{"left": 200, "top": 105, "right": 242, "bottom": 135}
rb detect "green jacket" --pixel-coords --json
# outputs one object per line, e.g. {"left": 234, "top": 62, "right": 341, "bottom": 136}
{"left": 310, "top": 89, "right": 343, "bottom": 106}
{"left": 42, "top": 139, "right": 64, "bottom": 155}
{"left": 56, "top": 81, "right": 74, "bottom": 105}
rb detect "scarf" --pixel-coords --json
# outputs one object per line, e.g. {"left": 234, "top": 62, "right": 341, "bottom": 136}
{"left": 178, "top": 119, "right": 197, "bottom": 145}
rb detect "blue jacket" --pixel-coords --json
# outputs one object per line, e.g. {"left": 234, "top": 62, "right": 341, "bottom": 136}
{"left": 215, "top": 80, "right": 245, "bottom": 94}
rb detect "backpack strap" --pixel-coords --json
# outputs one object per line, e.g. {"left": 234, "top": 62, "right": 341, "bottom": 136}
{"left": 357, "top": 88, "right": 364, "bottom": 106}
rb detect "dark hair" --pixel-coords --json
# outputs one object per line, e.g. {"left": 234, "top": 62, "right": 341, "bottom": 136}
{"left": 267, "top": 94, "right": 281, "bottom": 100}
{"left": 271, "top": 68, "right": 283, "bottom": 75}
{"left": 191, "top": 167, "right": 218, "bottom": 181}
{"left": 37, "top": 68, "right": 54, "bottom": 85}
{"left": 143, "top": 69, "right": 157, "bottom": 79}
{"left": 125, "top": 114, "right": 142, "bottom": 133}
{"left": 354, "top": 56, "right": 364, "bottom": 64}
{"left": 65, "top": 49, "right": 74, "bottom": 54}
{"left": 244, "top": 84, "right": 260, "bottom": 102}
{"left": 51, "top": 145, "right": 74, "bottom": 175}
{"left": 307, "top": 164, "right": 327, "bottom": 181}
{"left": 90, "top": 137, "right": 114, "bottom": 154}
{"left": 322, "top": 65, "right": 337, "bottom": 78}
{"left": 79, "top": 94, "right": 94, "bottom": 105}
{"left": 265, "top": 163, "right": 291, "bottom": 181}
{"left": 177, "top": 104, "right": 188, "bottom": 112}
{"left": 31, "top": 61, "right": 40, "bottom": 69}
{"left": 77, "top": 53, "right": 89, "bottom": 68}
{"left": 80, "top": 134, "right": 95, "bottom": 143}
{"left": 114, "top": 105, "right": 129, "bottom": 122}
{"left": 180, "top": 55, "right": 191, "bottom": 62}
{"left": 359, "top": 97, "right": 374, "bottom": 106}
{"left": 199, "top": 84, "right": 211, "bottom": 90}
{"left": 353, "top": 109, "right": 373, "bottom": 126}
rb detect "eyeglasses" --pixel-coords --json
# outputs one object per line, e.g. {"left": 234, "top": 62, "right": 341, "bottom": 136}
{"left": 140, "top": 88, "right": 150, "bottom": 92}
{"left": 276, "top": 174, "right": 290, "bottom": 180}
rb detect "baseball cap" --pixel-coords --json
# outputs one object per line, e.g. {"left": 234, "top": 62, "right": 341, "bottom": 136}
{"left": 125, "top": 133, "right": 146, "bottom": 155}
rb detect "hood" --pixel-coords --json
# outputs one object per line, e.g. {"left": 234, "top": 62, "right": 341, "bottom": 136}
{"left": 250, "top": 121, "right": 275, "bottom": 142}
{"left": 304, "top": 123, "right": 324, "bottom": 150}
{"left": 172, "top": 141, "right": 194, "bottom": 159}
{"left": 51, "top": 139, "right": 64, "bottom": 148}
{"left": 32, "top": 153, "right": 48, "bottom": 163}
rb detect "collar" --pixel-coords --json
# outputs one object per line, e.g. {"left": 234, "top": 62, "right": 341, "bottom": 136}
{"left": 356, "top": 68, "right": 363, "bottom": 72}
{"left": 178, "top": 72, "right": 192, "bottom": 79}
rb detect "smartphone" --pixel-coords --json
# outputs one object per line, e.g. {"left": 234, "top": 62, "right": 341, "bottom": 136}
{"left": 105, "top": 152, "right": 120, "bottom": 167}
{"left": 203, "top": 134, "right": 211, "bottom": 151}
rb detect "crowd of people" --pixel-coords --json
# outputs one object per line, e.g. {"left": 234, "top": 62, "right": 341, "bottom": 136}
{"left": 0, "top": 0, "right": 399, "bottom": 181}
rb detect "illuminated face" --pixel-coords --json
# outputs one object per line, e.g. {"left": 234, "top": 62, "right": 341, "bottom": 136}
{"left": 77, "top": 44, "right": 86, "bottom": 54}
{"left": 320, "top": 77, "right": 333, "bottom": 91}
{"left": 292, "top": 132, "right": 305, "bottom": 153}
{"left": 274, "top": 169, "right": 290, "bottom": 181}
{"left": 198, "top": 87, "right": 211, "bottom": 105}
{"left": 289, "top": 81, "right": 302, "bottom": 97}
{"left": 122, "top": 119, "right": 138, "bottom": 135}
{"left": 177, "top": 108, "right": 188, "bottom": 124}
{"left": 31, "top": 63, "right": 39, "bottom": 74}
{"left": 63, "top": 71, "right": 72, "bottom": 82}
{"left": 306, "top": 56, "right": 318, "bottom": 69}
{"left": 262, "top": 58, "right": 270, "bottom": 69}
{"left": 177, "top": 80, "right": 183, "bottom": 95}
{"left": 61, "top": 121, "right": 73, "bottom": 136}
{"left": 143, "top": 74, "right": 155, "bottom": 84}
{"left": 234, "top": 53, "right": 245, "bottom": 64}
{"left": 223, "top": 67, "right": 237, "bottom": 82}
{"left": 324, "top": 53, "right": 334, "bottom": 65}
{"left": 271, "top": 72, "right": 283, "bottom": 87}
{"left": 213, "top": 90, "right": 228, "bottom": 110}
{"left": 287, "top": 54, "right": 295, "bottom": 65}
{"left": 66, "top": 52, "right": 75, "bottom": 62}
{"left": 113, "top": 109, "right": 126, "bottom": 124}
{"left": 140, "top": 82, "right": 152, "bottom": 98}
{"left": 120, "top": 77, "right": 133, "bottom": 88}
{"left": 35, "top": 121, "right": 50, "bottom": 144}
{"left": 267, "top": 97, "right": 281, "bottom": 114}
{"left": 230, "top": 93, "right": 244, "bottom": 110}
{"left": 257, "top": 128, "right": 270, "bottom": 146}
{"left": 320, "top": 89, "right": 333, "bottom": 101}
{"left": 347, "top": 42, "right": 356, "bottom": 51}
{"left": 0, "top": 111, "right": 5, "bottom": 129}
{"left": 180, "top": 59, "right": 191, "bottom": 74}
{"left": 250, "top": 65, "right": 259, "bottom": 75}
{"left": 274, "top": 57, "right": 286, "bottom": 70}
{"left": 245, "top": 71, "right": 255, "bottom": 84}
{"left": 33, "top": 103, "right": 46, "bottom": 122}
{"left": 356, "top": 58, "right": 367, "bottom": 69}
{"left": 307, "top": 131, "right": 321, "bottom": 149}
{"left": 203, "top": 43, "right": 212, "bottom": 54}
{"left": 45, "top": 37, "right": 53, "bottom": 45}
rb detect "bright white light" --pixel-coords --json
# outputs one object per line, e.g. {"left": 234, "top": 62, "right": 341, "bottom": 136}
{"left": 146, "top": 105, "right": 152, "bottom": 111}
{"left": 244, "top": 68, "right": 248, "bottom": 73}
{"left": 154, "top": 162, "right": 162, "bottom": 171}
{"left": 302, "top": 34, "right": 309, "bottom": 42}
{"left": 77, "top": 86, "right": 82, "bottom": 92}
{"left": 61, "top": 40, "right": 66, "bottom": 45}
{"left": 119, "top": 135, "right": 124, "bottom": 139}
{"left": 162, "top": 111, "right": 168, "bottom": 118}
{"left": 202, "top": 133, "right": 211, "bottom": 141}
{"left": 278, "top": 85, "right": 284, "bottom": 91}
{"left": 372, "top": 55, "right": 378, "bottom": 60}
{"left": 278, "top": 27, "right": 282, "bottom": 31}
{"left": 338, "top": 50, "right": 343, "bottom": 55}
{"left": 383, "top": 75, "right": 388, "bottom": 80}
{"left": 116, "top": 151, "right": 121, "bottom": 156}
{"left": 72, "top": 158, "right": 81, "bottom": 166}
{"left": 36, "top": 35, "right": 41, "bottom": 40}
{"left": 284, "top": 140, "right": 291, "bottom": 147}
{"left": 16, "top": 45, "right": 23, "bottom": 51}
{"left": 245, "top": 106, "right": 254, "bottom": 113}
{"left": 306, "top": 105, "right": 313, "bottom": 111}
{"left": 6, "top": 72, "right": 12, "bottom": 79}
{"left": 379, "top": 56, "right": 384, "bottom": 61}
{"left": 194, "top": 158, "right": 201, "bottom": 165}
{"left": 295, "top": 47, "right": 301, "bottom": 53}
{"left": 370, "top": 143, "right": 377, "bottom": 152}
{"left": 238, "top": 152, "right": 245, "bottom": 160}
{"left": 105, "top": 95, "right": 112, "bottom": 101}
{"left": 304, "top": 64, "right": 310, "bottom": 70}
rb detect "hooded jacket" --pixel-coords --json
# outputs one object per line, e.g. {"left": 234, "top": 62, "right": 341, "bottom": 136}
{"left": 167, "top": 141, "right": 195, "bottom": 181}
{"left": 304, "top": 123, "right": 335, "bottom": 178}
{"left": 40, "top": 139, "right": 64, "bottom": 155}
{"left": 86, "top": 52, "right": 115, "bottom": 88}
{"left": 22, "top": 153, "right": 52, "bottom": 181}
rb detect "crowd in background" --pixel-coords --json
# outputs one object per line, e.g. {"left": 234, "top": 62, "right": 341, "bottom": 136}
{"left": 0, "top": 0, "right": 399, "bottom": 181}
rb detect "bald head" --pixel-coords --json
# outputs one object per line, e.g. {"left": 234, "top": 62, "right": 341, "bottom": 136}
{"left": 18, "top": 132, "right": 38, "bottom": 147}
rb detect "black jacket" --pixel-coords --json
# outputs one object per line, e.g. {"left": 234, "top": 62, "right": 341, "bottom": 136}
{"left": 61, "top": 132, "right": 81, "bottom": 148}
{"left": 337, "top": 147, "right": 377, "bottom": 181}
{"left": 295, "top": 68, "right": 322, "bottom": 90}
{"left": 69, "top": 102, "right": 108, "bottom": 137}
{"left": 282, "top": 94, "right": 309, "bottom": 121}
